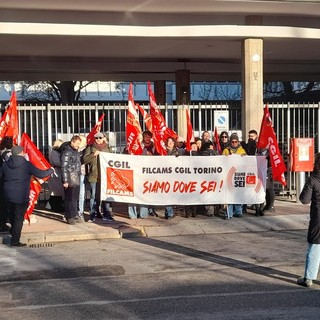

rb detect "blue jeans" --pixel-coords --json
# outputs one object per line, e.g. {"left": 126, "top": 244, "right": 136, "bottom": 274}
{"left": 89, "top": 182, "right": 111, "bottom": 219}
{"left": 304, "top": 243, "right": 320, "bottom": 280}
{"left": 165, "top": 206, "right": 174, "bottom": 218}
{"left": 78, "top": 174, "right": 86, "bottom": 214}
{"left": 227, "top": 204, "right": 242, "bottom": 218}
{"left": 128, "top": 205, "right": 149, "bottom": 219}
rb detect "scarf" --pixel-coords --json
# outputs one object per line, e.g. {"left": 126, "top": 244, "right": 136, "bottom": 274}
{"left": 93, "top": 141, "right": 107, "bottom": 151}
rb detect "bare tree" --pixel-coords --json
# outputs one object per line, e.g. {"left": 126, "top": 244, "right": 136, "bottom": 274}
{"left": 196, "top": 82, "right": 241, "bottom": 101}
{"left": 16, "top": 81, "right": 93, "bottom": 104}
{"left": 264, "top": 81, "right": 320, "bottom": 102}
{"left": 115, "top": 82, "right": 128, "bottom": 100}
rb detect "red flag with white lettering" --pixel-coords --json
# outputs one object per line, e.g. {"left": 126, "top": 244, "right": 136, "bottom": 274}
{"left": 20, "top": 133, "right": 52, "bottom": 221}
{"left": 185, "top": 108, "right": 194, "bottom": 152}
{"left": 86, "top": 113, "right": 105, "bottom": 145}
{"left": 148, "top": 81, "right": 178, "bottom": 155}
{"left": 126, "top": 83, "right": 143, "bottom": 155}
{"left": 0, "top": 91, "right": 19, "bottom": 144}
{"left": 257, "top": 105, "right": 287, "bottom": 186}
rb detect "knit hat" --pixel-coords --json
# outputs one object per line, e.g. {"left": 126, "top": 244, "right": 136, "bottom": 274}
{"left": 11, "top": 145, "right": 23, "bottom": 156}
{"left": 230, "top": 133, "right": 239, "bottom": 141}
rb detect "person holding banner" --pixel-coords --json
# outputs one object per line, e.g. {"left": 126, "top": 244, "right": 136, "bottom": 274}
{"left": 241, "top": 129, "right": 265, "bottom": 216}
{"left": 297, "top": 153, "right": 320, "bottom": 288}
{"left": 82, "top": 132, "right": 115, "bottom": 223}
{"left": 61, "top": 135, "right": 83, "bottom": 225}
{"left": 222, "top": 133, "right": 247, "bottom": 219}
{"left": 200, "top": 131, "right": 217, "bottom": 156}
{"left": 219, "top": 131, "right": 230, "bottom": 153}
{"left": 164, "top": 137, "right": 179, "bottom": 219}
{"left": 128, "top": 130, "right": 158, "bottom": 219}
{"left": 0, "top": 145, "right": 53, "bottom": 246}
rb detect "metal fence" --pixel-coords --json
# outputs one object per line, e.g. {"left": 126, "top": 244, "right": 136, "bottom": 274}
{"left": 2, "top": 101, "right": 319, "bottom": 196}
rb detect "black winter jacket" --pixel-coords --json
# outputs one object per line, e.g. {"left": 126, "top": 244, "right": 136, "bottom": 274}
{"left": 0, "top": 155, "right": 53, "bottom": 204}
{"left": 60, "top": 143, "right": 81, "bottom": 185}
{"left": 299, "top": 172, "right": 320, "bottom": 244}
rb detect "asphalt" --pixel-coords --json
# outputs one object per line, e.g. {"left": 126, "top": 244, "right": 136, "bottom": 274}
{"left": 0, "top": 199, "right": 311, "bottom": 246}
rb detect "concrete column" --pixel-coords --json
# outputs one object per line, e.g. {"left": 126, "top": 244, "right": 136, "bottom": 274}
{"left": 176, "top": 70, "right": 190, "bottom": 138}
{"left": 154, "top": 80, "right": 166, "bottom": 105}
{"left": 241, "top": 39, "right": 264, "bottom": 137}
{"left": 175, "top": 69, "right": 190, "bottom": 105}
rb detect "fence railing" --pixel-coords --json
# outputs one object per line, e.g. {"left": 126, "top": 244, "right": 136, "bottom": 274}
{"left": 2, "top": 101, "right": 319, "bottom": 197}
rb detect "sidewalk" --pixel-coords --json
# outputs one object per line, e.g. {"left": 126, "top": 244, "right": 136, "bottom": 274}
{"left": 0, "top": 199, "right": 310, "bottom": 246}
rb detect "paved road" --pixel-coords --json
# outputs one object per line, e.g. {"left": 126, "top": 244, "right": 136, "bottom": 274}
{"left": 1, "top": 230, "right": 319, "bottom": 319}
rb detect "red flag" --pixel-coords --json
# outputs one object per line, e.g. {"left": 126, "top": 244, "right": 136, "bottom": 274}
{"left": 126, "top": 83, "right": 143, "bottom": 155}
{"left": 214, "top": 127, "right": 222, "bottom": 154}
{"left": 0, "top": 91, "right": 19, "bottom": 144}
{"left": 137, "top": 104, "right": 152, "bottom": 132}
{"left": 257, "top": 105, "right": 287, "bottom": 186}
{"left": 86, "top": 113, "right": 105, "bottom": 145}
{"left": 20, "top": 133, "right": 52, "bottom": 221}
{"left": 21, "top": 133, "right": 51, "bottom": 175}
{"left": 148, "top": 81, "right": 178, "bottom": 155}
{"left": 185, "top": 108, "right": 194, "bottom": 152}
{"left": 25, "top": 177, "right": 42, "bottom": 222}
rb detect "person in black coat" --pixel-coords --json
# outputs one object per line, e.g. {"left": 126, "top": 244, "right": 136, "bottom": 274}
{"left": 297, "top": 152, "right": 320, "bottom": 287}
{"left": 0, "top": 136, "right": 14, "bottom": 232}
{"left": 60, "top": 135, "right": 82, "bottom": 225}
{"left": 0, "top": 145, "right": 53, "bottom": 247}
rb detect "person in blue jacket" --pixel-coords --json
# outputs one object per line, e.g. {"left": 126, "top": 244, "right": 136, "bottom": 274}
{"left": 0, "top": 145, "right": 53, "bottom": 247}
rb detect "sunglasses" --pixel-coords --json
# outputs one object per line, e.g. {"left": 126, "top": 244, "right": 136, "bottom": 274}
{"left": 231, "top": 140, "right": 238, "bottom": 143}
{"left": 95, "top": 137, "right": 103, "bottom": 140}
{"left": 221, "top": 136, "right": 228, "bottom": 138}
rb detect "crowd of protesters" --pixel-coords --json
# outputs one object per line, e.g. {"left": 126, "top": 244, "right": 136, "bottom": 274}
{"left": 0, "top": 128, "right": 276, "bottom": 246}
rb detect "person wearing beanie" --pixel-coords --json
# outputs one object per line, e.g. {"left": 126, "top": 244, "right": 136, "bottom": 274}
{"left": 0, "top": 145, "right": 53, "bottom": 247}
{"left": 222, "top": 133, "right": 247, "bottom": 219}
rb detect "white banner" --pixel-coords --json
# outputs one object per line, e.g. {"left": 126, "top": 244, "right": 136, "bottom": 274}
{"left": 100, "top": 154, "right": 267, "bottom": 205}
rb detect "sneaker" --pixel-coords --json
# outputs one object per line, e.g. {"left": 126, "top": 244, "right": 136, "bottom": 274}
{"left": 297, "top": 277, "right": 313, "bottom": 288}
{"left": 87, "top": 218, "right": 95, "bottom": 223}
{"left": 102, "top": 216, "right": 115, "bottom": 222}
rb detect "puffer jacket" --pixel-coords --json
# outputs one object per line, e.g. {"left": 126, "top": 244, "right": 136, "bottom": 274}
{"left": 60, "top": 143, "right": 81, "bottom": 185}
{"left": 300, "top": 172, "right": 320, "bottom": 244}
